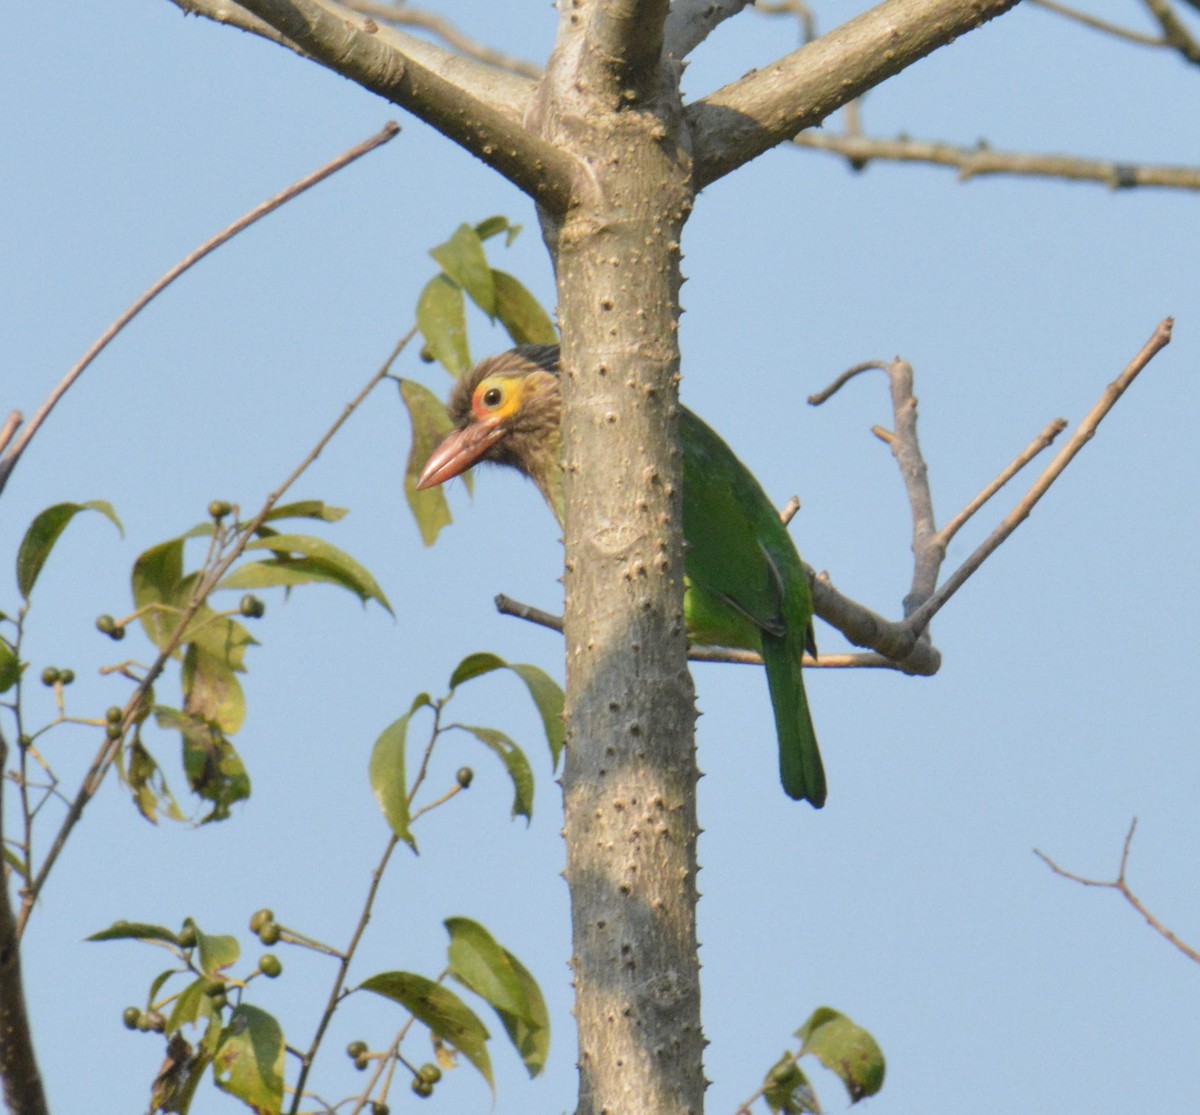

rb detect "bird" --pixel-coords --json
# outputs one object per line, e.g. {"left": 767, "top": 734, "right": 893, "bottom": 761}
{"left": 417, "top": 344, "right": 826, "bottom": 807}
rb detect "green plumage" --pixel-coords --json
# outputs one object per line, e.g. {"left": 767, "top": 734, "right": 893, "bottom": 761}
{"left": 418, "top": 345, "right": 826, "bottom": 807}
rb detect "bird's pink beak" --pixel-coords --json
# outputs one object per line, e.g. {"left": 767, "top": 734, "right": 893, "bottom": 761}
{"left": 416, "top": 421, "right": 506, "bottom": 489}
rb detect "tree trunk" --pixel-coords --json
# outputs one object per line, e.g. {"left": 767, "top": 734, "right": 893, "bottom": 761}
{"left": 534, "top": 20, "right": 704, "bottom": 1114}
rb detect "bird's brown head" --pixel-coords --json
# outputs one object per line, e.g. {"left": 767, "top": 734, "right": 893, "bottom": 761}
{"left": 417, "top": 345, "right": 564, "bottom": 518}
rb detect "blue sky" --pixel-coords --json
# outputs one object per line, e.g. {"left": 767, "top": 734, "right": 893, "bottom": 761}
{"left": 3, "top": 2, "right": 1199, "bottom": 1113}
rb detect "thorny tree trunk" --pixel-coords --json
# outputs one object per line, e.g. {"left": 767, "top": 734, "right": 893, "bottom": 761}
{"left": 533, "top": 12, "right": 702, "bottom": 1113}
{"left": 2, "top": 1, "right": 1027, "bottom": 1113}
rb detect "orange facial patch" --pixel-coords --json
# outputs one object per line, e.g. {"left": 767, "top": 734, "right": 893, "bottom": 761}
{"left": 471, "top": 374, "right": 525, "bottom": 424}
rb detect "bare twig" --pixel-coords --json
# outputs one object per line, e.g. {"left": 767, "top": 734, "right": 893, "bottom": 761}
{"left": 1036, "top": 819, "right": 1200, "bottom": 965}
{"left": 343, "top": 1, "right": 541, "bottom": 77}
{"left": 938, "top": 418, "right": 1067, "bottom": 546}
{"left": 908, "top": 318, "right": 1173, "bottom": 635}
{"left": 494, "top": 594, "right": 934, "bottom": 673}
{"left": 792, "top": 131, "right": 1200, "bottom": 192}
{"left": 0, "top": 122, "right": 400, "bottom": 499}
{"left": 1141, "top": 0, "right": 1200, "bottom": 63}
{"left": 0, "top": 413, "right": 21, "bottom": 458}
{"left": 753, "top": 0, "right": 817, "bottom": 43}
{"left": 1028, "top": 0, "right": 1166, "bottom": 47}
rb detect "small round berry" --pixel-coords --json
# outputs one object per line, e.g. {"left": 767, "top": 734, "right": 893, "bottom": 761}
{"left": 106, "top": 705, "right": 124, "bottom": 724}
{"left": 258, "top": 922, "right": 281, "bottom": 946}
{"left": 354, "top": 1054, "right": 370, "bottom": 1072}
{"left": 96, "top": 614, "right": 117, "bottom": 635}
{"left": 122, "top": 1006, "right": 141, "bottom": 1031}
{"left": 373, "top": 1103, "right": 390, "bottom": 1115}
{"left": 411, "top": 1078, "right": 434, "bottom": 1098}
{"left": 239, "top": 595, "right": 265, "bottom": 619}
{"left": 59, "top": 669, "right": 75, "bottom": 685}
{"left": 258, "top": 953, "right": 282, "bottom": 978}
{"left": 208, "top": 500, "right": 233, "bottom": 520}
{"left": 417, "top": 1063, "right": 442, "bottom": 1084}
{"left": 111, "top": 624, "right": 126, "bottom": 641}
{"left": 456, "top": 766, "right": 474, "bottom": 789}
{"left": 248, "top": 908, "right": 274, "bottom": 933}
{"left": 40, "top": 667, "right": 59, "bottom": 686}
{"left": 346, "top": 1040, "right": 368, "bottom": 1060}
{"left": 106, "top": 722, "right": 123, "bottom": 740}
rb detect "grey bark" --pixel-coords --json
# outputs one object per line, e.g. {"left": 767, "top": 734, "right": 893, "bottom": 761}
{"left": 2, "top": 2, "right": 1025, "bottom": 1113}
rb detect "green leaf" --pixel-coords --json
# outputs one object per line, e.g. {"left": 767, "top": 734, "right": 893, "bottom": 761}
{"left": 763, "top": 1055, "right": 817, "bottom": 1115}
{"left": 360, "top": 972, "right": 493, "bottom": 1091}
{"left": 156, "top": 707, "right": 251, "bottom": 823}
{"left": 492, "top": 270, "right": 557, "bottom": 346}
{"left": 474, "top": 215, "right": 520, "bottom": 244}
{"left": 116, "top": 736, "right": 186, "bottom": 824}
{"left": 445, "top": 917, "right": 531, "bottom": 1023}
{"left": 496, "top": 946, "right": 550, "bottom": 1077}
{"left": 4, "top": 847, "right": 27, "bottom": 882}
{"left": 148, "top": 967, "right": 179, "bottom": 1007}
{"left": 368, "top": 694, "right": 432, "bottom": 849}
{"left": 182, "top": 644, "right": 245, "bottom": 735}
{"left": 417, "top": 273, "right": 470, "bottom": 376}
{"left": 399, "top": 378, "right": 460, "bottom": 547}
{"left": 132, "top": 537, "right": 185, "bottom": 650}
{"left": 86, "top": 920, "right": 180, "bottom": 945}
{"left": 166, "top": 975, "right": 222, "bottom": 1034}
{"left": 241, "top": 534, "right": 393, "bottom": 615}
{"left": 449, "top": 653, "right": 565, "bottom": 768}
{"left": 190, "top": 920, "right": 239, "bottom": 977}
{"left": 458, "top": 725, "right": 534, "bottom": 822}
{"left": 445, "top": 918, "right": 549, "bottom": 1077}
{"left": 797, "top": 1007, "right": 886, "bottom": 1103}
{"left": 213, "top": 1004, "right": 285, "bottom": 1115}
{"left": 261, "top": 500, "right": 348, "bottom": 524}
{"left": 0, "top": 639, "right": 21, "bottom": 693}
{"left": 431, "top": 223, "right": 496, "bottom": 318}
{"left": 17, "top": 500, "right": 123, "bottom": 599}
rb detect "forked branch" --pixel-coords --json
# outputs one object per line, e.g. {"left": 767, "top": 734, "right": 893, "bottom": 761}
{"left": 498, "top": 320, "right": 1173, "bottom": 676}
{"left": 1036, "top": 819, "right": 1200, "bottom": 965}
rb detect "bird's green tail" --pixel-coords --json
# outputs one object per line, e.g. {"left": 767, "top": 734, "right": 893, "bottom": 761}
{"left": 761, "top": 632, "right": 826, "bottom": 808}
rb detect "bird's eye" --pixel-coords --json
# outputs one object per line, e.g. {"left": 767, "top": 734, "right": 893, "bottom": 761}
{"left": 482, "top": 387, "right": 503, "bottom": 408}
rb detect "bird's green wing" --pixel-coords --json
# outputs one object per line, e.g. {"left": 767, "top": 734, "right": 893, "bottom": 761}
{"left": 678, "top": 406, "right": 825, "bottom": 806}
{"left": 678, "top": 407, "right": 807, "bottom": 643}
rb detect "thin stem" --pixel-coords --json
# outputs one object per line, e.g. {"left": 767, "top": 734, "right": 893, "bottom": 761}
{"left": 908, "top": 318, "right": 1173, "bottom": 635}
{"left": 937, "top": 418, "right": 1067, "bottom": 546}
{"left": 0, "top": 122, "right": 399, "bottom": 499}
{"left": 1028, "top": 0, "right": 1166, "bottom": 46}
{"left": 1036, "top": 818, "right": 1200, "bottom": 965}
{"left": 288, "top": 832, "right": 403, "bottom": 1115}
{"left": 792, "top": 130, "right": 1200, "bottom": 192}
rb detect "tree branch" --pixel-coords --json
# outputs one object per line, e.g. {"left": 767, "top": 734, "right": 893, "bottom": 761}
{"left": 663, "top": 0, "right": 754, "bottom": 59}
{"left": 687, "top": 0, "right": 1022, "bottom": 189}
{"left": 792, "top": 130, "right": 1200, "bottom": 192}
{"left": 0, "top": 121, "right": 399, "bottom": 500}
{"left": 1141, "top": 0, "right": 1200, "bottom": 63}
{"left": 0, "top": 739, "right": 48, "bottom": 1115}
{"left": 907, "top": 317, "right": 1173, "bottom": 635}
{"left": 171, "top": 0, "right": 578, "bottom": 211}
{"left": 1036, "top": 819, "right": 1200, "bottom": 965}
{"left": 579, "top": 0, "right": 673, "bottom": 101}
{"left": 342, "top": 0, "right": 541, "bottom": 77}
{"left": 1028, "top": 0, "right": 1166, "bottom": 48}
